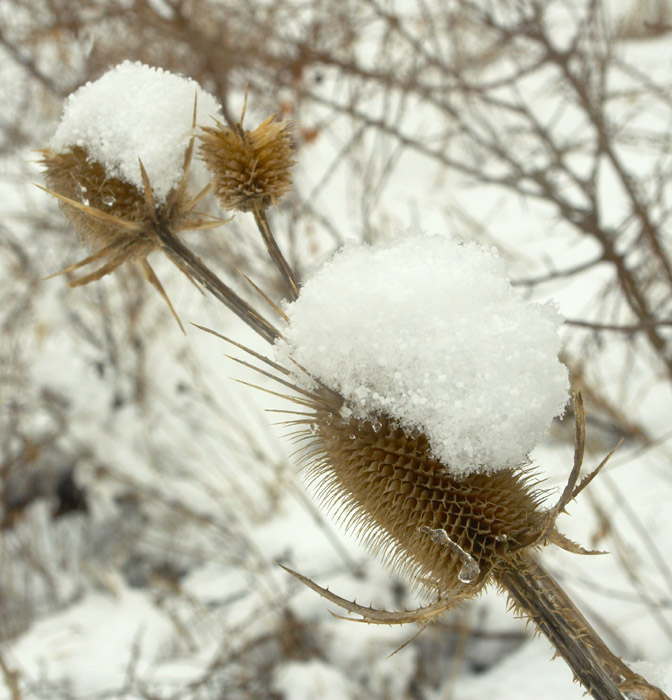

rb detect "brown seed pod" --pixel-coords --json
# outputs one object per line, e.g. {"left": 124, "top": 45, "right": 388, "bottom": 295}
{"left": 295, "top": 404, "right": 550, "bottom": 600}
{"left": 41, "top": 147, "right": 155, "bottom": 272}
{"left": 204, "top": 321, "right": 566, "bottom": 623}
{"left": 248, "top": 379, "right": 604, "bottom": 636}
{"left": 40, "top": 143, "right": 222, "bottom": 330}
{"left": 198, "top": 115, "right": 295, "bottom": 212}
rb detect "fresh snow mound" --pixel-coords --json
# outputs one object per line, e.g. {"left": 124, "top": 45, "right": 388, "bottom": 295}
{"left": 51, "top": 61, "right": 222, "bottom": 203}
{"left": 279, "top": 233, "right": 569, "bottom": 477}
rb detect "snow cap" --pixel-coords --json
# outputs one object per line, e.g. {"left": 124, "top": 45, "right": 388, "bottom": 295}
{"left": 51, "top": 61, "right": 222, "bottom": 203}
{"left": 278, "top": 233, "right": 569, "bottom": 477}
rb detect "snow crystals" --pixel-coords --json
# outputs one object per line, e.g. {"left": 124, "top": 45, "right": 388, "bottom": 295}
{"left": 278, "top": 233, "right": 569, "bottom": 477}
{"left": 50, "top": 61, "right": 222, "bottom": 203}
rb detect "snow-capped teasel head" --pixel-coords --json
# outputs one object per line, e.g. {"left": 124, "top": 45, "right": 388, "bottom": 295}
{"left": 50, "top": 60, "right": 222, "bottom": 203}
{"left": 40, "top": 61, "right": 226, "bottom": 330}
{"left": 268, "top": 231, "right": 572, "bottom": 604}
{"left": 277, "top": 232, "right": 569, "bottom": 478}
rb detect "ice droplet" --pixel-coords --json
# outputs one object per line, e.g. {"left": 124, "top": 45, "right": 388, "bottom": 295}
{"left": 309, "top": 423, "right": 318, "bottom": 436}
{"left": 102, "top": 195, "right": 115, "bottom": 207}
{"left": 370, "top": 419, "right": 382, "bottom": 433}
{"left": 75, "top": 182, "right": 89, "bottom": 206}
{"left": 349, "top": 434, "right": 356, "bottom": 440}
{"left": 419, "top": 525, "right": 480, "bottom": 584}
{"left": 457, "top": 559, "right": 480, "bottom": 584}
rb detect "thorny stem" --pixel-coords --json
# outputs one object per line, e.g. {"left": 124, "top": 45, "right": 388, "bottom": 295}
{"left": 496, "top": 551, "right": 670, "bottom": 700}
{"left": 252, "top": 206, "right": 300, "bottom": 301}
{"left": 163, "top": 198, "right": 671, "bottom": 699}
{"left": 151, "top": 221, "right": 279, "bottom": 344}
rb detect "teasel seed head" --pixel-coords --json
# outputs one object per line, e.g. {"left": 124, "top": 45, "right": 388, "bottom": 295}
{"left": 40, "top": 62, "right": 225, "bottom": 329}
{"left": 260, "top": 233, "right": 573, "bottom": 620}
{"left": 41, "top": 146, "right": 155, "bottom": 267}
{"left": 288, "top": 398, "right": 550, "bottom": 603}
{"left": 39, "top": 142, "right": 222, "bottom": 331}
{"left": 40, "top": 144, "right": 207, "bottom": 266}
{"left": 198, "top": 115, "right": 295, "bottom": 212}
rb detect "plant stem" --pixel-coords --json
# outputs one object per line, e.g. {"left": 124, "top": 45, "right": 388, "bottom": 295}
{"left": 252, "top": 206, "right": 299, "bottom": 301}
{"left": 152, "top": 222, "right": 279, "bottom": 344}
{"left": 496, "top": 551, "right": 670, "bottom": 700}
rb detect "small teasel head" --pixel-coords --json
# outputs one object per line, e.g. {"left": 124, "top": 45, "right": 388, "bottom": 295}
{"left": 271, "top": 233, "right": 570, "bottom": 610}
{"left": 198, "top": 111, "right": 295, "bottom": 212}
{"left": 40, "top": 61, "right": 223, "bottom": 326}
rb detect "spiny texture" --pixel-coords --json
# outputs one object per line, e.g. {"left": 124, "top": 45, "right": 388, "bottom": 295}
{"left": 40, "top": 146, "right": 203, "bottom": 286}
{"left": 40, "top": 143, "right": 218, "bottom": 331}
{"left": 42, "top": 147, "right": 153, "bottom": 263}
{"left": 42, "top": 61, "right": 224, "bottom": 313}
{"left": 298, "top": 406, "right": 549, "bottom": 598}
{"left": 199, "top": 115, "right": 294, "bottom": 212}
{"left": 50, "top": 61, "right": 222, "bottom": 204}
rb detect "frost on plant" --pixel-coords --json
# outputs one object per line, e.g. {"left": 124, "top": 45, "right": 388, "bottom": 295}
{"left": 277, "top": 233, "right": 570, "bottom": 477}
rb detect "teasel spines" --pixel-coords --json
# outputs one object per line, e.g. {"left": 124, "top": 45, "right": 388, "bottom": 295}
{"left": 41, "top": 147, "right": 153, "bottom": 266}
{"left": 198, "top": 114, "right": 295, "bottom": 213}
{"left": 39, "top": 140, "right": 223, "bottom": 331}
{"left": 290, "top": 397, "right": 552, "bottom": 602}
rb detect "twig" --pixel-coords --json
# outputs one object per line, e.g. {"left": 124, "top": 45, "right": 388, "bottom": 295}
{"left": 496, "top": 551, "right": 670, "bottom": 700}
{"left": 252, "top": 207, "right": 299, "bottom": 301}
{"left": 564, "top": 318, "right": 672, "bottom": 333}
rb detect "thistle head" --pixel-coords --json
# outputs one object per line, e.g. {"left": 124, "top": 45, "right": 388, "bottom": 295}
{"left": 40, "top": 61, "right": 223, "bottom": 323}
{"left": 40, "top": 146, "right": 155, "bottom": 267}
{"left": 302, "top": 408, "right": 548, "bottom": 599}
{"left": 273, "top": 233, "right": 570, "bottom": 602}
{"left": 198, "top": 114, "right": 295, "bottom": 212}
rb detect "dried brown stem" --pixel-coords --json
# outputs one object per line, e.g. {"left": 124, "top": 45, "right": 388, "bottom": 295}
{"left": 496, "top": 551, "right": 670, "bottom": 700}
{"left": 151, "top": 221, "right": 279, "bottom": 344}
{"left": 252, "top": 206, "right": 299, "bottom": 301}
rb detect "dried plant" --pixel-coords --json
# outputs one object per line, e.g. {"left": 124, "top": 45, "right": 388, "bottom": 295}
{"left": 218, "top": 324, "right": 664, "bottom": 699}
{"left": 2, "top": 1, "right": 672, "bottom": 699}
{"left": 35, "top": 56, "right": 670, "bottom": 697}
{"left": 199, "top": 113, "right": 295, "bottom": 213}
{"left": 199, "top": 108, "right": 300, "bottom": 299}
{"left": 38, "top": 63, "right": 285, "bottom": 342}
{"left": 39, "top": 142, "right": 218, "bottom": 330}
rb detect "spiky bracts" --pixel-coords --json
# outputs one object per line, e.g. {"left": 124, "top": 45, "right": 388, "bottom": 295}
{"left": 289, "top": 400, "right": 550, "bottom": 600}
{"left": 40, "top": 143, "right": 221, "bottom": 330}
{"left": 199, "top": 115, "right": 295, "bottom": 212}
{"left": 41, "top": 147, "right": 155, "bottom": 275}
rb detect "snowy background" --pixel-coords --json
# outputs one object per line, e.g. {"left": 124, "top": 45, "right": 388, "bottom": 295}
{"left": 1, "top": 0, "right": 672, "bottom": 698}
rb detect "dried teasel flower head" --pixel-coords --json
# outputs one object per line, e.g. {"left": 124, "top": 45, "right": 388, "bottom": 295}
{"left": 198, "top": 113, "right": 295, "bottom": 212}
{"left": 41, "top": 147, "right": 157, "bottom": 275}
{"left": 40, "top": 61, "right": 224, "bottom": 328}
{"left": 255, "top": 233, "right": 575, "bottom": 622}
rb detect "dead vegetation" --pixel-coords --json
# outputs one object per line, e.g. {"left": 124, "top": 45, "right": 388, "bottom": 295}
{"left": 1, "top": 1, "right": 672, "bottom": 698}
